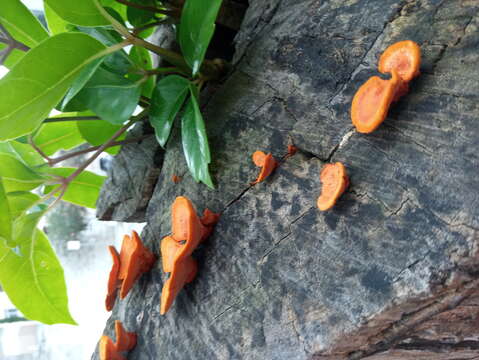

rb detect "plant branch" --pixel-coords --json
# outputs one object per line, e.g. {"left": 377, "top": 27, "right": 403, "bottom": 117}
{"left": 43, "top": 116, "right": 100, "bottom": 123}
{"left": 28, "top": 135, "right": 52, "bottom": 163}
{"left": 49, "top": 135, "right": 151, "bottom": 165}
{"left": 132, "top": 20, "right": 169, "bottom": 36}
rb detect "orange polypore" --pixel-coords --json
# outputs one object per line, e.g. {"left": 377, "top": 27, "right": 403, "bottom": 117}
{"left": 172, "top": 174, "right": 181, "bottom": 183}
{"left": 105, "top": 246, "right": 120, "bottom": 311}
{"left": 99, "top": 321, "right": 136, "bottom": 360}
{"left": 160, "top": 196, "right": 219, "bottom": 314}
{"left": 378, "top": 40, "right": 421, "bottom": 82}
{"left": 351, "top": 70, "right": 402, "bottom": 133}
{"left": 251, "top": 150, "right": 278, "bottom": 185}
{"left": 317, "top": 162, "right": 349, "bottom": 211}
{"left": 160, "top": 256, "right": 198, "bottom": 315}
{"left": 118, "top": 231, "right": 156, "bottom": 299}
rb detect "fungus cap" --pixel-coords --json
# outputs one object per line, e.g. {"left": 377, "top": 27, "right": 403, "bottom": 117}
{"left": 114, "top": 320, "right": 137, "bottom": 352}
{"left": 351, "top": 71, "right": 402, "bottom": 133}
{"left": 378, "top": 40, "right": 421, "bottom": 82}
{"left": 99, "top": 335, "right": 125, "bottom": 360}
{"left": 105, "top": 246, "right": 120, "bottom": 311}
{"left": 251, "top": 151, "right": 278, "bottom": 185}
{"left": 317, "top": 162, "right": 349, "bottom": 211}
{"left": 160, "top": 236, "right": 181, "bottom": 273}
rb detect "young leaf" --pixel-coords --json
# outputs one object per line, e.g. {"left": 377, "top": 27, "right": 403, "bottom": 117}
{"left": 34, "top": 121, "right": 85, "bottom": 156}
{"left": 0, "top": 226, "right": 76, "bottom": 325}
{"left": 0, "top": 154, "right": 46, "bottom": 192}
{"left": 75, "top": 67, "right": 142, "bottom": 125}
{"left": 128, "top": 46, "right": 155, "bottom": 98}
{"left": 179, "top": 0, "right": 223, "bottom": 76}
{"left": 0, "top": 0, "right": 49, "bottom": 66}
{"left": 44, "top": 2, "right": 72, "bottom": 35}
{"left": 150, "top": 75, "right": 190, "bottom": 147}
{"left": 43, "top": 168, "right": 106, "bottom": 209}
{"left": 6, "top": 191, "right": 41, "bottom": 219}
{"left": 44, "top": 0, "right": 110, "bottom": 27}
{"left": 0, "top": 177, "right": 12, "bottom": 241}
{"left": 181, "top": 87, "right": 214, "bottom": 188}
{"left": 0, "top": 33, "right": 106, "bottom": 141}
{"left": 77, "top": 120, "right": 125, "bottom": 155}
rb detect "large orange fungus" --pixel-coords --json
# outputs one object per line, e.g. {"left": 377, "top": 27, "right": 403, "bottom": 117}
{"left": 106, "top": 246, "right": 120, "bottom": 311}
{"left": 317, "top": 162, "right": 349, "bottom": 211}
{"left": 251, "top": 150, "right": 278, "bottom": 185}
{"left": 99, "top": 321, "right": 136, "bottom": 360}
{"left": 160, "top": 196, "right": 219, "bottom": 314}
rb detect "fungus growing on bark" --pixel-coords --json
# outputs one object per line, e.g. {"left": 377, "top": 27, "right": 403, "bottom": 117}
{"left": 251, "top": 150, "right": 278, "bottom": 185}
{"left": 118, "top": 231, "right": 156, "bottom": 299}
{"left": 317, "top": 162, "right": 349, "bottom": 211}
{"left": 104, "top": 231, "right": 156, "bottom": 311}
{"left": 351, "top": 71, "right": 403, "bottom": 133}
{"left": 99, "top": 321, "right": 136, "bottom": 360}
{"left": 105, "top": 246, "right": 120, "bottom": 312}
{"left": 172, "top": 174, "right": 181, "bottom": 183}
{"left": 160, "top": 196, "right": 219, "bottom": 314}
{"left": 378, "top": 40, "right": 421, "bottom": 82}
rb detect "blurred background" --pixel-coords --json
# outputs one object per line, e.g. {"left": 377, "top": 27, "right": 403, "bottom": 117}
{"left": 0, "top": 1, "right": 145, "bottom": 359}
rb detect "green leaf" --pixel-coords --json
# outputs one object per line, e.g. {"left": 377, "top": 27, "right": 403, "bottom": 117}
{"left": 0, "top": 141, "right": 45, "bottom": 167}
{"left": 126, "top": 0, "right": 156, "bottom": 27}
{"left": 44, "top": 168, "right": 105, "bottom": 208}
{"left": 0, "top": 154, "right": 46, "bottom": 192}
{"left": 60, "top": 57, "right": 104, "bottom": 111}
{"left": 0, "top": 224, "right": 76, "bottom": 324}
{"left": 44, "top": 0, "right": 109, "bottom": 27}
{"left": 0, "top": 178, "right": 12, "bottom": 241}
{"left": 0, "top": 33, "right": 106, "bottom": 141}
{"left": 179, "top": 0, "right": 223, "bottom": 76}
{"left": 34, "top": 121, "right": 85, "bottom": 156}
{"left": 6, "top": 191, "right": 41, "bottom": 218}
{"left": 77, "top": 120, "right": 125, "bottom": 155}
{"left": 0, "top": 0, "right": 49, "bottom": 66}
{"left": 100, "top": 0, "right": 127, "bottom": 20}
{"left": 44, "top": 2, "right": 72, "bottom": 35}
{"left": 75, "top": 67, "right": 142, "bottom": 124}
{"left": 181, "top": 88, "right": 214, "bottom": 188}
{"left": 150, "top": 75, "right": 190, "bottom": 147}
{"left": 128, "top": 46, "right": 155, "bottom": 98}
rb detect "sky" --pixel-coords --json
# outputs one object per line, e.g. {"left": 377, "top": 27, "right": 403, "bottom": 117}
{"left": 22, "top": 0, "right": 43, "bottom": 10}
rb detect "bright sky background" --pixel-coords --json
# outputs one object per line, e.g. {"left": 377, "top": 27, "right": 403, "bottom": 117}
{"left": 22, "top": 0, "right": 43, "bottom": 10}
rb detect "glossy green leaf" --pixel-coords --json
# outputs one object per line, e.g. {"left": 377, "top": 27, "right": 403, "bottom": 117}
{"left": 60, "top": 57, "right": 104, "bottom": 111}
{"left": 126, "top": 0, "right": 156, "bottom": 27}
{"left": 0, "top": 154, "right": 46, "bottom": 192}
{"left": 181, "top": 88, "right": 214, "bottom": 188}
{"left": 0, "top": 178, "right": 12, "bottom": 241}
{"left": 100, "top": 0, "right": 127, "bottom": 20}
{"left": 6, "top": 191, "right": 41, "bottom": 218}
{"left": 77, "top": 120, "right": 125, "bottom": 155}
{"left": 0, "top": 0, "right": 49, "bottom": 67}
{"left": 0, "top": 141, "right": 45, "bottom": 167}
{"left": 34, "top": 121, "right": 85, "bottom": 156}
{"left": 0, "top": 224, "right": 76, "bottom": 324}
{"left": 128, "top": 46, "right": 155, "bottom": 98}
{"left": 150, "top": 75, "right": 190, "bottom": 147}
{"left": 0, "top": 33, "right": 106, "bottom": 141}
{"left": 44, "top": 168, "right": 105, "bottom": 208}
{"left": 179, "top": 0, "right": 222, "bottom": 76}
{"left": 44, "top": 3, "right": 72, "bottom": 35}
{"left": 75, "top": 67, "right": 142, "bottom": 124}
{"left": 44, "top": 0, "right": 109, "bottom": 27}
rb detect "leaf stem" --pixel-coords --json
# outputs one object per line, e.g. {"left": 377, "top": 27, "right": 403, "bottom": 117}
{"left": 28, "top": 135, "right": 52, "bottom": 164}
{"left": 49, "top": 135, "right": 151, "bottom": 165}
{"left": 43, "top": 116, "right": 100, "bottom": 123}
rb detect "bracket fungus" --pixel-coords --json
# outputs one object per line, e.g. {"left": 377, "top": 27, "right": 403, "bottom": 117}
{"left": 351, "top": 70, "right": 403, "bottom": 133}
{"left": 251, "top": 150, "right": 278, "bottom": 185}
{"left": 160, "top": 196, "right": 219, "bottom": 314}
{"left": 378, "top": 40, "right": 421, "bottom": 82}
{"left": 104, "top": 231, "right": 156, "bottom": 311}
{"left": 99, "top": 320, "right": 136, "bottom": 360}
{"left": 317, "top": 162, "right": 349, "bottom": 211}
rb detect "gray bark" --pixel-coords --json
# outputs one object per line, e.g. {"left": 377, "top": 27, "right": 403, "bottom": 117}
{"left": 95, "top": 0, "right": 479, "bottom": 358}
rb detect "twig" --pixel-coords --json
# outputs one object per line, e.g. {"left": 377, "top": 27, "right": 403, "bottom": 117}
{"left": 49, "top": 135, "right": 151, "bottom": 165}
{"left": 43, "top": 116, "right": 100, "bottom": 123}
{"left": 28, "top": 135, "right": 52, "bottom": 163}
{"left": 132, "top": 20, "right": 169, "bottom": 36}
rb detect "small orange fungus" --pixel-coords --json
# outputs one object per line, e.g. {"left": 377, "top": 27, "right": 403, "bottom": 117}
{"left": 351, "top": 71, "right": 402, "bottom": 133}
{"left": 106, "top": 246, "right": 120, "bottom": 311}
{"left": 104, "top": 231, "right": 156, "bottom": 311}
{"left": 378, "top": 40, "right": 421, "bottom": 82}
{"left": 160, "top": 196, "right": 219, "bottom": 314}
{"left": 251, "top": 150, "right": 278, "bottom": 185}
{"left": 99, "top": 321, "right": 136, "bottom": 360}
{"left": 172, "top": 174, "right": 181, "bottom": 183}
{"left": 317, "top": 162, "right": 349, "bottom": 211}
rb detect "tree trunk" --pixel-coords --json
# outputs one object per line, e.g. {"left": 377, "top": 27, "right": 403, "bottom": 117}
{"left": 94, "top": 0, "right": 479, "bottom": 358}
